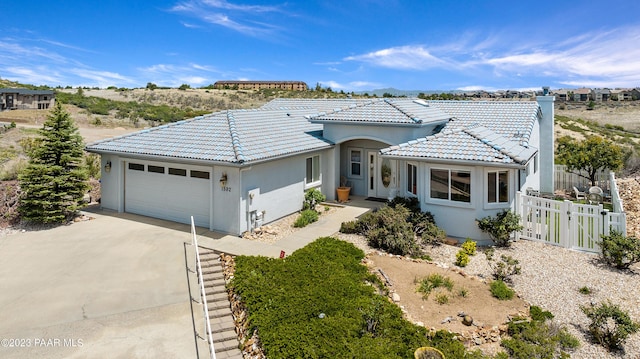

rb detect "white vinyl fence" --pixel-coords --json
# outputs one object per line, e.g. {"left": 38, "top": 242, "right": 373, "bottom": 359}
{"left": 515, "top": 192, "right": 626, "bottom": 254}
{"left": 554, "top": 165, "right": 611, "bottom": 192}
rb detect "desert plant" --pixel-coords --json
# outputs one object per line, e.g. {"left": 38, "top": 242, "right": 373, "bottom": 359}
{"left": 492, "top": 255, "right": 522, "bottom": 282}
{"left": 435, "top": 293, "right": 449, "bottom": 305}
{"left": 417, "top": 221, "right": 447, "bottom": 245}
{"left": 461, "top": 239, "right": 477, "bottom": 256}
{"left": 598, "top": 230, "right": 640, "bottom": 270}
{"left": 581, "top": 301, "right": 639, "bottom": 351}
{"left": 302, "top": 188, "right": 326, "bottom": 211}
{"left": 503, "top": 306, "right": 579, "bottom": 358}
{"left": 362, "top": 205, "right": 423, "bottom": 256}
{"left": 416, "top": 273, "right": 454, "bottom": 299}
{"left": 339, "top": 220, "right": 359, "bottom": 234}
{"left": 477, "top": 210, "right": 523, "bottom": 247}
{"left": 490, "top": 280, "right": 514, "bottom": 300}
{"left": 457, "top": 288, "right": 469, "bottom": 298}
{"left": 455, "top": 250, "right": 470, "bottom": 267}
{"left": 293, "top": 209, "right": 318, "bottom": 228}
{"left": 578, "top": 286, "right": 592, "bottom": 295}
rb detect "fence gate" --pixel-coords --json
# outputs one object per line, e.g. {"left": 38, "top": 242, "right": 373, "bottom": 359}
{"left": 516, "top": 192, "right": 626, "bottom": 254}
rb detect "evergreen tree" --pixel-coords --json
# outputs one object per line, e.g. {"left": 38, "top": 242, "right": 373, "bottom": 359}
{"left": 18, "top": 102, "right": 89, "bottom": 223}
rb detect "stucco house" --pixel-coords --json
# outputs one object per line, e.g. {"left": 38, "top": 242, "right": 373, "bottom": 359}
{"left": 0, "top": 88, "right": 55, "bottom": 110}
{"left": 86, "top": 94, "right": 554, "bottom": 241}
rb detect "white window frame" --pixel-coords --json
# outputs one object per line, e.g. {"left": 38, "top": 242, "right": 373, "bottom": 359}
{"left": 348, "top": 148, "right": 363, "bottom": 178}
{"left": 486, "top": 169, "right": 510, "bottom": 205}
{"left": 428, "top": 166, "right": 473, "bottom": 206}
{"left": 406, "top": 162, "right": 418, "bottom": 197}
{"left": 305, "top": 154, "right": 321, "bottom": 189}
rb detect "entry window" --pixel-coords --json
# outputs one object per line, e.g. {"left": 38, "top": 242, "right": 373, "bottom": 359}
{"left": 190, "top": 170, "right": 210, "bottom": 179}
{"left": 148, "top": 165, "right": 165, "bottom": 174}
{"left": 430, "top": 168, "right": 471, "bottom": 203}
{"left": 349, "top": 149, "right": 362, "bottom": 177}
{"left": 128, "top": 163, "right": 144, "bottom": 171}
{"left": 407, "top": 163, "right": 417, "bottom": 195}
{"left": 488, "top": 171, "right": 509, "bottom": 203}
{"left": 169, "top": 168, "right": 187, "bottom": 176}
{"left": 306, "top": 155, "right": 320, "bottom": 185}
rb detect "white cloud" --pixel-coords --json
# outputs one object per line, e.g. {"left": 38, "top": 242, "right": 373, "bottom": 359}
{"left": 344, "top": 45, "right": 447, "bottom": 70}
{"left": 3, "top": 66, "right": 64, "bottom": 85}
{"left": 68, "top": 68, "right": 135, "bottom": 87}
{"left": 170, "top": 0, "right": 286, "bottom": 37}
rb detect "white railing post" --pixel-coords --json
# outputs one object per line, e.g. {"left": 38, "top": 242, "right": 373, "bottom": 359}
{"left": 191, "top": 216, "right": 217, "bottom": 359}
{"left": 515, "top": 191, "right": 522, "bottom": 240}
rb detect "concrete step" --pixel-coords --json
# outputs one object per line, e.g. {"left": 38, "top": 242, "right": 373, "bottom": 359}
{"left": 208, "top": 307, "right": 233, "bottom": 319}
{"left": 203, "top": 277, "right": 226, "bottom": 287}
{"left": 211, "top": 338, "right": 240, "bottom": 353}
{"left": 204, "top": 291, "right": 228, "bottom": 302}
{"left": 209, "top": 315, "right": 236, "bottom": 334}
{"left": 201, "top": 266, "right": 223, "bottom": 275}
{"left": 206, "top": 300, "right": 230, "bottom": 311}
{"left": 212, "top": 329, "right": 238, "bottom": 343}
{"left": 205, "top": 286, "right": 227, "bottom": 297}
{"left": 213, "top": 350, "right": 243, "bottom": 359}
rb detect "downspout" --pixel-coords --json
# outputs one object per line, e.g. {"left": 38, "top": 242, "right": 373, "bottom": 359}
{"left": 240, "top": 166, "right": 252, "bottom": 236}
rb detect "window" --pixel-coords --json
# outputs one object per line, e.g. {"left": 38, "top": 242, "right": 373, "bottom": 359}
{"left": 190, "top": 170, "right": 210, "bottom": 179}
{"left": 487, "top": 171, "right": 509, "bottom": 203}
{"left": 306, "top": 155, "right": 320, "bottom": 185}
{"left": 128, "top": 163, "right": 144, "bottom": 171}
{"left": 148, "top": 165, "right": 165, "bottom": 174}
{"left": 407, "top": 163, "right": 417, "bottom": 195}
{"left": 349, "top": 149, "right": 362, "bottom": 176}
{"left": 169, "top": 168, "right": 187, "bottom": 176}
{"left": 430, "top": 168, "right": 471, "bottom": 203}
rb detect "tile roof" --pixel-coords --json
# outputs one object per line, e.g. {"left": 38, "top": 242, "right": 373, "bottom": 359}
{"left": 307, "top": 98, "right": 452, "bottom": 125}
{"left": 86, "top": 108, "right": 333, "bottom": 165}
{"left": 87, "top": 98, "right": 542, "bottom": 167}
{"left": 0, "top": 88, "right": 54, "bottom": 95}
{"left": 380, "top": 123, "right": 537, "bottom": 165}
{"left": 425, "top": 100, "right": 539, "bottom": 142}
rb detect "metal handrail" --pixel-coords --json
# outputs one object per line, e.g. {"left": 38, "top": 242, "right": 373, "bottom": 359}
{"left": 191, "top": 216, "right": 217, "bottom": 359}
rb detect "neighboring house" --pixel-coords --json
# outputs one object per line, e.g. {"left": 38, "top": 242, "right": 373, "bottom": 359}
{"left": 572, "top": 88, "right": 591, "bottom": 102}
{"left": 86, "top": 95, "right": 555, "bottom": 241}
{"left": 611, "top": 88, "right": 636, "bottom": 101}
{"left": 0, "top": 88, "right": 55, "bottom": 110}
{"left": 591, "top": 88, "right": 610, "bottom": 102}
{"left": 552, "top": 89, "right": 569, "bottom": 102}
{"left": 212, "top": 81, "right": 308, "bottom": 91}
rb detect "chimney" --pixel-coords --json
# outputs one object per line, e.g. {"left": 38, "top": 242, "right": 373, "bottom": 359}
{"left": 536, "top": 88, "right": 555, "bottom": 193}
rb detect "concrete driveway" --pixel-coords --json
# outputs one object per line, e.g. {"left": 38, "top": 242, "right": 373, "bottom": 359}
{"left": 0, "top": 208, "right": 206, "bottom": 359}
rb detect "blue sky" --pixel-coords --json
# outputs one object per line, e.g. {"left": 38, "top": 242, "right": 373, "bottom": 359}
{"left": 2, "top": 1, "right": 639, "bottom": 92}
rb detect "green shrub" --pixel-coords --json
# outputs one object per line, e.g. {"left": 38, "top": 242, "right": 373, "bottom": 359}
{"left": 294, "top": 209, "right": 319, "bottom": 228}
{"left": 461, "top": 239, "right": 477, "bottom": 255}
{"left": 339, "top": 220, "right": 359, "bottom": 234}
{"left": 416, "top": 220, "right": 446, "bottom": 245}
{"left": 455, "top": 250, "right": 470, "bottom": 267}
{"left": 458, "top": 288, "right": 469, "bottom": 298}
{"left": 581, "top": 301, "right": 640, "bottom": 351}
{"left": 490, "top": 280, "right": 514, "bottom": 300}
{"left": 302, "top": 188, "right": 326, "bottom": 211}
{"left": 416, "top": 273, "right": 454, "bottom": 299}
{"left": 435, "top": 293, "right": 449, "bottom": 305}
{"left": 477, "top": 210, "right": 523, "bottom": 247}
{"left": 598, "top": 230, "right": 640, "bottom": 270}
{"left": 492, "top": 255, "right": 521, "bottom": 282}
{"left": 363, "top": 205, "right": 423, "bottom": 256}
{"left": 578, "top": 286, "right": 592, "bottom": 295}
{"left": 503, "top": 307, "right": 579, "bottom": 358}
{"left": 231, "top": 237, "right": 481, "bottom": 358}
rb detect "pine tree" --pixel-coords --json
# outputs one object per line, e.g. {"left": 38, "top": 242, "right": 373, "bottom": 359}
{"left": 18, "top": 102, "right": 89, "bottom": 223}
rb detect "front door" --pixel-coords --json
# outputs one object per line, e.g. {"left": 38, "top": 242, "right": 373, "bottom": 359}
{"left": 367, "top": 151, "right": 397, "bottom": 199}
{"left": 7, "top": 95, "right": 13, "bottom": 109}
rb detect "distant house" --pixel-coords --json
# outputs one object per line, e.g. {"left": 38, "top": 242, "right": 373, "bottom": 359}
{"left": 572, "top": 88, "right": 591, "bottom": 102}
{"left": 552, "top": 89, "right": 569, "bottom": 102}
{"left": 0, "top": 88, "right": 55, "bottom": 111}
{"left": 213, "top": 81, "right": 308, "bottom": 91}
{"left": 591, "top": 88, "right": 610, "bottom": 102}
{"left": 611, "top": 88, "right": 636, "bottom": 101}
{"left": 87, "top": 95, "right": 555, "bottom": 241}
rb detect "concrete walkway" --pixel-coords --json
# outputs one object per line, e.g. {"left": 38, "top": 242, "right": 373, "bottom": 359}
{"left": 195, "top": 199, "right": 375, "bottom": 257}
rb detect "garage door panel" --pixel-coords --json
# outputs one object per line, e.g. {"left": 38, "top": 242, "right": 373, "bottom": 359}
{"left": 125, "top": 163, "right": 210, "bottom": 227}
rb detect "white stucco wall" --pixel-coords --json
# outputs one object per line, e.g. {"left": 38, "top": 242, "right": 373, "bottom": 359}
{"left": 239, "top": 148, "right": 333, "bottom": 234}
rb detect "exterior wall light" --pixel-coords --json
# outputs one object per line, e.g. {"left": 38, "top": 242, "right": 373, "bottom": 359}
{"left": 104, "top": 161, "right": 112, "bottom": 173}
{"left": 219, "top": 173, "right": 228, "bottom": 188}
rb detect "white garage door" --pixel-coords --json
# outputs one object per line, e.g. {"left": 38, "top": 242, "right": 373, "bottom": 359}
{"left": 124, "top": 161, "right": 211, "bottom": 227}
